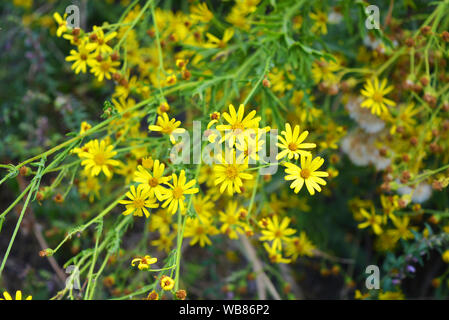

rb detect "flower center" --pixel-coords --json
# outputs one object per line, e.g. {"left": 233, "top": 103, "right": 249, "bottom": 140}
{"left": 162, "top": 124, "right": 175, "bottom": 134}
{"left": 225, "top": 166, "right": 239, "bottom": 180}
{"left": 149, "top": 177, "right": 159, "bottom": 187}
{"left": 231, "top": 122, "right": 245, "bottom": 130}
{"left": 196, "top": 226, "right": 204, "bottom": 234}
{"left": 300, "top": 168, "right": 311, "bottom": 179}
{"left": 94, "top": 153, "right": 106, "bottom": 165}
{"left": 372, "top": 91, "right": 383, "bottom": 103}
{"left": 288, "top": 142, "right": 298, "bottom": 151}
{"left": 100, "top": 61, "right": 111, "bottom": 72}
{"left": 133, "top": 198, "right": 145, "bottom": 209}
{"left": 172, "top": 187, "right": 184, "bottom": 199}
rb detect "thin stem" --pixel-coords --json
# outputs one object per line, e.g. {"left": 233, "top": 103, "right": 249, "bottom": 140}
{"left": 0, "top": 179, "right": 36, "bottom": 279}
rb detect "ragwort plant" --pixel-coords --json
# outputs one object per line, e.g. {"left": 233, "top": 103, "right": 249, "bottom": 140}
{"left": 1, "top": 0, "right": 449, "bottom": 300}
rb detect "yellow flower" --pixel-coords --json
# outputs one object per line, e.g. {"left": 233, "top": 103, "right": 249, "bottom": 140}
{"left": 148, "top": 113, "right": 185, "bottom": 144}
{"left": 78, "top": 175, "right": 101, "bottom": 203}
{"left": 387, "top": 215, "right": 414, "bottom": 241}
{"left": 119, "top": 184, "right": 158, "bottom": 218}
{"left": 80, "top": 121, "right": 92, "bottom": 134}
{"left": 386, "top": 102, "right": 420, "bottom": 135}
{"left": 284, "top": 155, "right": 329, "bottom": 195}
{"left": 146, "top": 290, "right": 159, "bottom": 300}
{"left": 160, "top": 170, "right": 199, "bottom": 214}
{"left": 285, "top": 232, "right": 316, "bottom": 260}
{"left": 157, "top": 101, "right": 170, "bottom": 115}
{"left": 79, "top": 139, "right": 121, "bottom": 178}
{"left": 131, "top": 255, "right": 157, "bottom": 270}
{"left": 90, "top": 57, "right": 120, "bottom": 82}
{"left": 65, "top": 40, "right": 97, "bottom": 74}
{"left": 205, "top": 28, "right": 234, "bottom": 48}
{"left": 442, "top": 250, "right": 449, "bottom": 263}
{"left": 53, "top": 12, "right": 68, "bottom": 37}
{"left": 276, "top": 123, "right": 316, "bottom": 160}
{"left": 310, "top": 10, "right": 328, "bottom": 35}
{"left": 358, "top": 207, "right": 383, "bottom": 235}
{"left": 90, "top": 26, "right": 117, "bottom": 54}
{"left": 151, "top": 232, "right": 176, "bottom": 253}
{"left": 141, "top": 156, "right": 154, "bottom": 169}
{"left": 235, "top": 131, "right": 265, "bottom": 162}
{"left": 219, "top": 201, "right": 245, "bottom": 239}
{"left": 355, "top": 290, "right": 370, "bottom": 300}
{"left": 259, "top": 215, "right": 296, "bottom": 251}
{"left": 1, "top": 290, "right": 32, "bottom": 300}
{"left": 160, "top": 275, "right": 175, "bottom": 291}
{"left": 263, "top": 243, "right": 291, "bottom": 264}
{"left": 184, "top": 216, "right": 219, "bottom": 247}
{"left": 134, "top": 160, "right": 171, "bottom": 201}
{"left": 190, "top": 3, "right": 213, "bottom": 23}
{"left": 360, "top": 78, "right": 396, "bottom": 116}
{"left": 192, "top": 194, "right": 214, "bottom": 218}
{"left": 378, "top": 291, "right": 404, "bottom": 300}
{"left": 213, "top": 152, "right": 253, "bottom": 195}
{"left": 311, "top": 57, "right": 340, "bottom": 84}
{"left": 216, "top": 104, "right": 262, "bottom": 147}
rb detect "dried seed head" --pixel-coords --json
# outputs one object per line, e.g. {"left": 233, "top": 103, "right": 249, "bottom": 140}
{"left": 19, "top": 166, "right": 30, "bottom": 176}
{"left": 175, "top": 290, "right": 187, "bottom": 300}
{"left": 420, "top": 26, "right": 432, "bottom": 36}
{"left": 441, "top": 31, "right": 449, "bottom": 42}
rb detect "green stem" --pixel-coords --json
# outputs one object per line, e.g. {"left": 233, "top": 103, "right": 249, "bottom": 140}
{"left": 0, "top": 179, "right": 36, "bottom": 279}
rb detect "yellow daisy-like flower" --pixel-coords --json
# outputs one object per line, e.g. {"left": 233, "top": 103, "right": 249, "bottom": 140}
{"left": 148, "top": 113, "right": 185, "bottom": 144}
{"left": 358, "top": 207, "right": 383, "bottom": 235}
{"left": 160, "top": 170, "right": 199, "bottom": 214}
{"left": 184, "top": 216, "right": 219, "bottom": 247}
{"left": 1, "top": 290, "right": 32, "bottom": 300}
{"left": 131, "top": 255, "right": 157, "bottom": 270}
{"left": 276, "top": 123, "right": 316, "bottom": 160}
{"left": 65, "top": 40, "right": 97, "bottom": 74}
{"left": 360, "top": 78, "right": 396, "bottom": 116}
{"left": 310, "top": 10, "right": 328, "bottom": 35}
{"left": 141, "top": 156, "right": 154, "bottom": 169}
{"left": 259, "top": 215, "right": 296, "bottom": 251}
{"left": 79, "top": 139, "right": 121, "bottom": 178}
{"left": 160, "top": 275, "right": 175, "bottom": 291}
{"left": 205, "top": 28, "right": 234, "bottom": 48}
{"left": 285, "top": 231, "right": 316, "bottom": 260}
{"left": 235, "top": 132, "right": 265, "bottom": 162}
{"left": 190, "top": 2, "right": 213, "bottom": 23}
{"left": 263, "top": 242, "right": 291, "bottom": 264}
{"left": 213, "top": 152, "right": 253, "bottom": 195}
{"left": 53, "top": 12, "right": 68, "bottom": 37}
{"left": 284, "top": 155, "right": 329, "bottom": 195}
{"left": 311, "top": 57, "right": 340, "bottom": 84}
{"left": 133, "top": 160, "right": 171, "bottom": 201}
{"left": 79, "top": 121, "right": 92, "bottom": 134}
{"left": 119, "top": 184, "right": 158, "bottom": 218}
{"left": 90, "top": 26, "right": 117, "bottom": 55}
{"left": 387, "top": 215, "right": 414, "bottom": 241}
{"left": 90, "top": 57, "right": 120, "bottom": 82}
{"left": 219, "top": 201, "right": 245, "bottom": 239}
{"left": 216, "top": 104, "right": 262, "bottom": 147}
{"left": 156, "top": 101, "right": 170, "bottom": 115}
